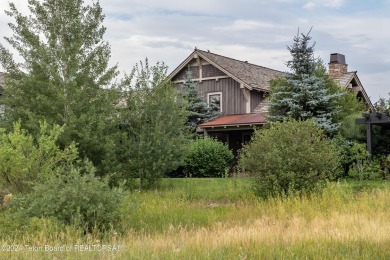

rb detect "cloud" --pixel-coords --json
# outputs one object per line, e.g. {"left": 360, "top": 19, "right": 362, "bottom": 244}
{"left": 1, "top": 0, "right": 389, "bottom": 102}
{"left": 126, "top": 35, "right": 191, "bottom": 49}
{"left": 303, "top": 0, "right": 344, "bottom": 9}
{"left": 214, "top": 20, "right": 286, "bottom": 31}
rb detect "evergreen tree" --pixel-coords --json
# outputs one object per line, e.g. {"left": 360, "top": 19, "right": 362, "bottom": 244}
{"left": 269, "top": 30, "right": 341, "bottom": 133}
{"left": 182, "top": 71, "right": 219, "bottom": 133}
{"left": 0, "top": 0, "right": 119, "bottom": 174}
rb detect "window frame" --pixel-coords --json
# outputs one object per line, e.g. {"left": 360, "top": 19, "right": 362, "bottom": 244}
{"left": 207, "top": 91, "right": 223, "bottom": 112}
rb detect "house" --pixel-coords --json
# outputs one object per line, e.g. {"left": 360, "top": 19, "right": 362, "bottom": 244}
{"left": 168, "top": 48, "right": 286, "bottom": 156}
{"left": 328, "top": 53, "right": 374, "bottom": 111}
{"left": 174, "top": 50, "right": 375, "bottom": 157}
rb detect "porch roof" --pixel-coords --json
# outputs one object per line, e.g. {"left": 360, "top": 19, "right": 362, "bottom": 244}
{"left": 199, "top": 113, "right": 266, "bottom": 129}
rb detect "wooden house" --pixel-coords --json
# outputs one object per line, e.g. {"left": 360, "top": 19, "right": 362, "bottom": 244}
{"left": 168, "top": 49, "right": 285, "bottom": 156}
{"left": 169, "top": 49, "right": 373, "bottom": 156}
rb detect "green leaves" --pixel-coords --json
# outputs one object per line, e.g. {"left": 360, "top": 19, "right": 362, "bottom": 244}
{"left": 0, "top": 0, "right": 119, "bottom": 174}
{"left": 0, "top": 121, "right": 78, "bottom": 193}
{"left": 183, "top": 137, "right": 233, "bottom": 178}
{"left": 117, "top": 60, "right": 189, "bottom": 189}
{"left": 239, "top": 119, "right": 341, "bottom": 198}
{"left": 9, "top": 161, "right": 124, "bottom": 232}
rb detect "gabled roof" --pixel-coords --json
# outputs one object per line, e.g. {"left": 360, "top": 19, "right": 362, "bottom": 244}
{"left": 333, "top": 71, "right": 374, "bottom": 111}
{"left": 333, "top": 71, "right": 355, "bottom": 88}
{"left": 168, "top": 49, "right": 285, "bottom": 91}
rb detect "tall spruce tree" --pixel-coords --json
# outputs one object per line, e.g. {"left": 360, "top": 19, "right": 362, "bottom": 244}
{"left": 182, "top": 71, "right": 219, "bottom": 134}
{"left": 269, "top": 30, "right": 341, "bottom": 133}
{"left": 0, "top": 0, "right": 119, "bottom": 174}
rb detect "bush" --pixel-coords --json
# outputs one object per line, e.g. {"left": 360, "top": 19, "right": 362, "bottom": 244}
{"left": 9, "top": 162, "right": 124, "bottom": 232}
{"left": 183, "top": 137, "right": 233, "bottom": 177}
{"left": 239, "top": 119, "right": 341, "bottom": 198}
{"left": 0, "top": 121, "right": 78, "bottom": 193}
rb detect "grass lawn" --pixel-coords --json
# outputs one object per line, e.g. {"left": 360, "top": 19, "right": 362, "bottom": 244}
{"left": 2, "top": 178, "right": 390, "bottom": 259}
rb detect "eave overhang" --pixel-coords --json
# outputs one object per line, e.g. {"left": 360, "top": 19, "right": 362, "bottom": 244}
{"left": 167, "top": 50, "right": 264, "bottom": 91}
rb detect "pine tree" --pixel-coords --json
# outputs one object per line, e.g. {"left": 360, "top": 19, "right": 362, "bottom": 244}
{"left": 182, "top": 71, "right": 219, "bottom": 133}
{"left": 0, "top": 0, "right": 119, "bottom": 173}
{"left": 269, "top": 30, "right": 341, "bottom": 133}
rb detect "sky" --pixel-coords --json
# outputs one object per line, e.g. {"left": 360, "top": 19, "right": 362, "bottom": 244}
{"left": 0, "top": 0, "right": 389, "bottom": 103}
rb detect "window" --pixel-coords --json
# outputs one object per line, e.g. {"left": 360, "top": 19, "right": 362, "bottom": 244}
{"left": 207, "top": 92, "right": 222, "bottom": 112}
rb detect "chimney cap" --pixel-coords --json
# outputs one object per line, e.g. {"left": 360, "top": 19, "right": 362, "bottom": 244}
{"left": 330, "top": 53, "right": 346, "bottom": 64}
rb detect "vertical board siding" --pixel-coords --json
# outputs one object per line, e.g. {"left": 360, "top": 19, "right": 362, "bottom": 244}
{"left": 198, "top": 78, "right": 245, "bottom": 116}
{"left": 250, "top": 91, "right": 263, "bottom": 112}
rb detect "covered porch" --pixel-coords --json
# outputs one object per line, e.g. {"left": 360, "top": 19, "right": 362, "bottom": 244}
{"left": 198, "top": 113, "right": 267, "bottom": 158}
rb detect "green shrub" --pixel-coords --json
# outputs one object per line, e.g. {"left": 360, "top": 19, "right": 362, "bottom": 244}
{"left": 239, "top": 119, "right": 341, "bottom": 198}
{"left": 183, "top": 137, "right": 233, "bottom": 177}
{"left": 9, "top": 162, "right": 124, "bottom": 232}
{"left": 345, "top": 142, "right": 375, "bottom": 180}
{"left": 0, "top": 121, "right": 78, "bottom": 193}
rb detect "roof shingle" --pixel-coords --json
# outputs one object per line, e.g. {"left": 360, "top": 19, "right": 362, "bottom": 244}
{"left": 196, "top": 50, "right": 285, "bottom": 91}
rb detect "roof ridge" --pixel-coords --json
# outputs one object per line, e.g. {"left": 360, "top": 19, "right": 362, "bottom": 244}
{"left": 196, "top": 49, "right": 284, "bottom": 73}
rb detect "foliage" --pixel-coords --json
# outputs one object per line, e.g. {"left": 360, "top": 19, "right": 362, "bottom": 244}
{"left": 181, "top": 71, "right": 219, "bottom": 134}
{"left": 0, "top": 121, "right": 77, "bottom": 193}
{"left": 382, "top": 155, "right": 390, "bottom": 178}
{"left": 239, "top": 119, "right": 341, "bottom": 198}
{"left": 269, "top": 30, "right": 342, "bottom": 134}
{"left": 374, "top": 96, "right": 390, "bottom": 114}
{"left": 337, "top": 112, "right": 366, "bottom": 142}
{"left": 0, "top": 0, "right": 119, "bottom": 175}
{"left": 314, "top": 62, "right": 367, "bottom": 121}
{"left": 3, "top": 180, "right": 390, "bottom": 259}
{"left": 9, "top": 161, "right": 124, "bottom": 232}
{"left": 116, "top": 59, "right": 189, "bottom": 189}
{"left": 372, "top": 94, "right": 390, "bottom": 156}
{"left": 183, "top": 137, "right": 233, "bottom": 177}
{"left": 345, "top": 142, "right": 375, "bottom": 180}
{"left": 332, "top": 136, "right": 362, "bottom": 178}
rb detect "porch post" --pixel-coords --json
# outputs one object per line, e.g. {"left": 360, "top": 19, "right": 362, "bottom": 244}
{"left": 204, "top": 128, "right": 209, "bottom": 137}
{"left": 366, "top": 123, "right": 372, "bottom": 161}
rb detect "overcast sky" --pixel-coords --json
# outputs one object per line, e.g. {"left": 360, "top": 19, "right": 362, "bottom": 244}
{"left": 1, "top": 0, "right": 389, "bottom": 102}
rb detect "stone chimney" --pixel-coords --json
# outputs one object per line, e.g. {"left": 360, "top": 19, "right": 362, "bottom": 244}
{"left": 328, "top": 53, "right": 348, "bottom": 78}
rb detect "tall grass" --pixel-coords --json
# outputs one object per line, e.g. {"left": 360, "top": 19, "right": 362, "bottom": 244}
{"left": 2, "top": 179, "right": 390, "bottom": 259}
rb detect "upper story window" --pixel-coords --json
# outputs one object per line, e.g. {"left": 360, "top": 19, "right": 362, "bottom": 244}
{"left": 207, "top": 92, "right": 222, "bottom": 112}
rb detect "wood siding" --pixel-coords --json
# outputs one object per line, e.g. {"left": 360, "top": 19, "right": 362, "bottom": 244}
{"left": 173, "top": 66, "right": 199, "bottom": 81}
{"left": 202, "top": 64, "right": 226, "bottom": 77}
{"left": 250, "top": 90, "right": 263, "bottom": 112}
{"left": 198, "top": 78, "right": 245, "bottom": 116}
{"left": 173, "top": 61, "right": 248, "bottom": 116}
{"left": 175, "top": 77, "right": 246, "bottom": 116}
{"left": 172, "top": 59, "right": 227, "bottom": 82}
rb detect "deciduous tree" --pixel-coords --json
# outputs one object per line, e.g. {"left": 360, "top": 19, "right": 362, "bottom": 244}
{"left": 0, "top": 0, "right": 119, "bottom": 174}
{"left": 117, "top": 59, "right": 189, "bottom": 189}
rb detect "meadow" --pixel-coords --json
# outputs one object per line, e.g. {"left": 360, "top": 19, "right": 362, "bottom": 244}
{"left": 2, "top": 178, "right": 390, "bottom": 259}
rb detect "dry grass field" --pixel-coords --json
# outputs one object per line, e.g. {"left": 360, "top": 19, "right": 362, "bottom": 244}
{"left": 2, "top": 178, "right": 390, "bottom": 259}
